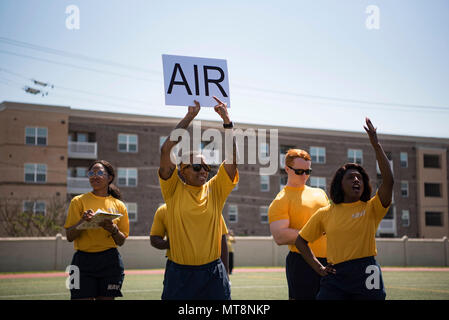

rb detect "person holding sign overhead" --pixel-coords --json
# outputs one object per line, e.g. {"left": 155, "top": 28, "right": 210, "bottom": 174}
{"left": 295, "top": 118, "right": 394, "bottom": 300}
{"left": 158, "top": 96, "right": 238, "bottom": 300}
{"left": 64, "top": 160, "right": 129, "bottom": 300}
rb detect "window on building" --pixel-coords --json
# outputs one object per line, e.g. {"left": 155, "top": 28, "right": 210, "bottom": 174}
{"left": 310, "top": 147, "right": 326, "bottom": 164}
{"left": 347, "top": 149, "right": 363, "bottom": 165}
{"left": 280, "top": 174, "right": 288, "bottom": 191}
{"left": 159, "top": 135, "right": 180, "bottom": 156}
{"left": 423, "top": 154, "right": 440, "bottom": 168}
{"left": 401, "top": 210, "right": 410, "bottom": 227}
{"left": 24, "top": 163, "right": 47, "bottom": 183}
{"left": 400, "top": 152, "right": 408, "bottom": 168}
{"left": 424, "top": 183, "right": 441, "bottom": 197}
{"left": 77, "top": 132, "right": 88, "bottom": 142}
{"left": 425, "top": 211, "right": 443, "bottom": 226}
{"left": 259, "top": 142, "right": 269, "bottom": 160}
{"left": 260, "top": 175, "right": 270, "bottom": 192}
{"left": 117, "top": 168, "right": 138, "bottom": 187}
{"left": 228, "top": 205, "right": 238, "bottom": 223}
{"left": 401, "top": 181, "right": 409, "bottom": 198}
{"left": 125, "top": 202, "right": 138, "bottom": 222}
{"left": 118, "top": 134, "right": 138, "bottom": 153}
{"left": 23, "top": 201, "right": 46, "bottom": 216}
{"left": 76, "top": 167, "right": 88, "bottom": 178}
{"left": 308, "top": 177, "right": 326, "bottom": 191}
{"left": 384, "top": 206, "right": 395, "bottom": 220}
{"left": 25, "top": 127, "right": 47, "bottom": 146}
{"left": 260, "top": 206, "right": 269, "bottom": 224}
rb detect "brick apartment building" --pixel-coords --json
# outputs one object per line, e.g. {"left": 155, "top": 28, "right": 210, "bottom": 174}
{"left": 1, "top": 101, "right": 448, "bottom": 238}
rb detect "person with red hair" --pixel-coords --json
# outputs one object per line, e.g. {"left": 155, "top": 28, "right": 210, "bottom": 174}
{"left": 268, "top": 148, "right": 329, "bottom": 299}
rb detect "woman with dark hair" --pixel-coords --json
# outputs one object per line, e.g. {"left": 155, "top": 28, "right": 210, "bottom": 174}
{"left": 64, "top": 160, "right": 129, "bottom": 300}
{"left": 295, "top": 118, "right": 394, "bottom": 300}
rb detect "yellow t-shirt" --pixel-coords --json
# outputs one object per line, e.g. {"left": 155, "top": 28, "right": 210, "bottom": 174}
{"left": 227, "top": 235, "right": 235, "bottom": 253}
{"left": 64, "top": 192, "right": 130, "bottom": 253}
{"left": 299, "top": 192, "right": 390, "bottom": 265}
{"left": 158, "top": 163, "right": 238, "bottom": 265}
{"left": 268, "top": 185, "right": 329, "bottom": 258}
{"left": 150, "top": 203, "right": 229, "bottom": 260}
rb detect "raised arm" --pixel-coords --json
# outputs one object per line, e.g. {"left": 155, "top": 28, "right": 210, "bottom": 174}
{"left": 212, "top": 96, "right": 237, "bottom": 181}
{"left": 364, "top": 118, "right": 394, "bottom": 208}
{"left": 159, "top": 101, "right": 200, "bottom": 180}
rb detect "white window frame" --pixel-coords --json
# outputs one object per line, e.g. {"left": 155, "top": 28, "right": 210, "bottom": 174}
{"left": 76, "top": 167, "right": 88, "bottom": 178}
{"left": 159, "top": 135, "right": 180, "bottom": 157}
{"left": 309, "top": 176, "right": 326, "bottom": 191}
{"left": 260, "top": 175, "right": 270, "bottom": 192}
{"left": 25, "top": 127, "right": 47, "bottom": 146}
{"left": 77, "top": 132, "right": 88, "bottom": 142}
{"left": 310, "top": 146, "right": 326, "bottom": 164}
{"left": 228, "top": 204, "right": 238, "bottom": 223}
{"left": 118, "top": 133, "right": 138, "bottom": 153}
{"left": 125, "top": 202, "right": 138, "bottom": 222}
{"left": 348, "top": 149, "right": 363, "bottom": 165}
{"left": 259, "top": 142, "right": 269, "bottom": 160}
{"left": 24, "top": 163, "right": 47, "bottom": 183}
{"left": 117, "top": 168, "right": 138, "bottom": 187}
{"left": 401, "top": 181, "right": 409, "bottom": 198}
{"left": 401, "top": 209, "right": 410, "bottom": 227}
{"left": 260, "top": 206, "right": 269, "bottom": 224}
{"left": 400, "top": 152, "right": 408, "bottom": 168}
{"left": 23, "top": 200, "right": 46, "bottom": 216}
{"left": 280, "top": 174, "right": 288, "bottom": 191}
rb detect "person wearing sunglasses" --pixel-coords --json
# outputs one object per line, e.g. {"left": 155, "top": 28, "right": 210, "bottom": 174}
{"left": 158, "top": 96, "right": 238, "bottom": 300}
{"left": 268, "top": 149, "right": 329, "bottom": 300}
{"left": 296, "top": 118, "right": 394, "bottom": 300}
{"left": 64, "top": 160, "right": 130, "bottom": 300}
{"left": 150, "top": 203, "right": 231, "bottom": 275}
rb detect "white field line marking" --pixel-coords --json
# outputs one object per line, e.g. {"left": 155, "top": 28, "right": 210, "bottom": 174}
{"left": 0, "top": 285, "right": 287, "bottom": 299}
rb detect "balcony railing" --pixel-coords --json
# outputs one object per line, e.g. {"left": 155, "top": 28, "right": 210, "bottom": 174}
{"left": 68, "top": 141, "right": 97, "bottom": 159}
{"left": 67, "top": 177, "right": 91, "bottom": 195}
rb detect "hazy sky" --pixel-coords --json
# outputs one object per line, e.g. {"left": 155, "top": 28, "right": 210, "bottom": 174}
{"left": 1, "top": 0, "right": 448, "bottom": 138}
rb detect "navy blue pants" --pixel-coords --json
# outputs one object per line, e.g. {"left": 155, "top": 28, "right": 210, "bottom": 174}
{"left": 286, "top": 251, "right": 327, "bottom": 300}
{"left": 161, "top": 258, "right": 231, "bottom": 300}
{"left": 69, "top": 248, "right": 125, "bottom": 299}
{"left": 317, "top": 256, "right": 386, "bottom": 300}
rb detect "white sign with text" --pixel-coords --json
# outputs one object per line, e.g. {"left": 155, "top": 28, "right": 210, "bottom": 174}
{"left": 162, "top": 54, "right": 230, "bottom": 107}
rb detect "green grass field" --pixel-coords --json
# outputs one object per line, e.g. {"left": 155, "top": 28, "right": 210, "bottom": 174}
{"left": 0, "top": 268, "right": 448, "bottom": 300}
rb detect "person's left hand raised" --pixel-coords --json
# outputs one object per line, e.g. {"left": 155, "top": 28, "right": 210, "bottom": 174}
{"left": 364, "top": 117, "right": 379, "bottom": 146}
{"left": 213, "top": 96, "right": 231, "bottom": 124}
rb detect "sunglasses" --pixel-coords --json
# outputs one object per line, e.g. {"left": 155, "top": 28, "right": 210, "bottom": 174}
{"left": 287, "top": 165, "right": 312, "bottom": 176}
{"left": 87, "top": 170, "right": 106, "bottom": 178}
{"left": 184, "top": 163, "right": 211, "bottom": 172}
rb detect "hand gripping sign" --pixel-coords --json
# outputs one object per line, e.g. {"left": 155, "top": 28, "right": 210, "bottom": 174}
{"left": 162, "top": 54, "right": 230, "bottom": 107}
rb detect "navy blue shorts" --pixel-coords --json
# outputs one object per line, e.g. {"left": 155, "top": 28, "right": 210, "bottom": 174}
{"left": 69, "top": 248, "right": 125, "bottom": 299}
{"left": 317, "top": 256, "right": 386, "bottom": 300}
{"left": 286, "top": 251, "right": 327, "bottom": 300}
{"left": 161, "top": 258, "right": 231, "bottom": 300}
